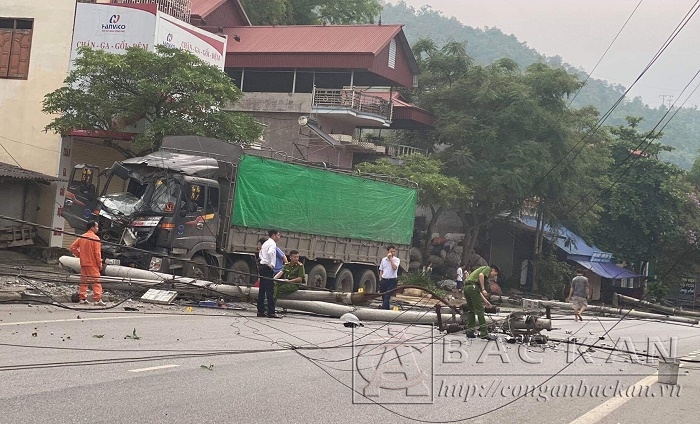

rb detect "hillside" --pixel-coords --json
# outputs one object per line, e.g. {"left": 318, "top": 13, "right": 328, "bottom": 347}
{"left": 382, "top": 1, "right": 700, "bottom": 169}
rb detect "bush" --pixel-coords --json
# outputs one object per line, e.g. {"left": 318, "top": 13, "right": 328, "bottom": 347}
{"left": 534, "top": 254, "right": 574, "bottom": 300}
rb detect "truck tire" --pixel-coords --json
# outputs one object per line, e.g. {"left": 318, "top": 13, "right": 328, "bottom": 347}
{"left": 334, "top": 268, "right": 354, "bottom": 293}
{"left": 226, "top": 259, "right": 253, "bottom": 286}
{"left": 184, "top": 256, "right": 210, "bottom": 280}
{"left": 354, "top": 269, "right": 377, "bottom": 293}
{"left": 307, "top": 264, "right": 327, "bottom": 289}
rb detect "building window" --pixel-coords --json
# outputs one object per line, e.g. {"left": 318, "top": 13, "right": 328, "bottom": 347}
{"left": 0, "top": 18, "right": 33, "bottom": 79}
{"left": 388, "top": 39, "right": 396, "bottom": 69}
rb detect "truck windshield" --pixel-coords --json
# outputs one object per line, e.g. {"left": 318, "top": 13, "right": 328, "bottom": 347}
{"left": 148, "top": 179, "right": 180, "bottom": 214}
{"left": 100, "top": 192, "right": 144, "bottom": 216}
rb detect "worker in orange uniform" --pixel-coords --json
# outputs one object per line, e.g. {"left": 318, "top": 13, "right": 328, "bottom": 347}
{"left": 70, "top": 220, "right": 105, "bottom": 306}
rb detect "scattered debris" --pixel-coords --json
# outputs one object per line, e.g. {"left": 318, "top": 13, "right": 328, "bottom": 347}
{"left": 123, "top": 307, "right": 139, "bottom": 312}
{"left": 92, "top": 334, "right": 105, "bottom": 338}
{"left": 31, "top": 332, "right": 37, "bottom": 337}
{"left": 124, "top": 328, "right": 141, "bottom": 340}
{"left": 200, "top": 364, "right": 214, "bottom": 371}
{"left": 141, "top": 289, "right": 178, "bottom": 305}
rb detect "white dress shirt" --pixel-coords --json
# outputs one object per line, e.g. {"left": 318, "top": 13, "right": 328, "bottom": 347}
{"left": 259, "top": 238, "right": 277, "bottom": 269}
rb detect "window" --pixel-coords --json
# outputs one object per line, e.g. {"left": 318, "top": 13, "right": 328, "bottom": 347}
{"left": 0, "top": 18, "right": 33, "bottom": 79}
{"left": 206, "top": 186, "right": 219, "bottom": 213}
{"left": 388, "top": 39, "right": 396, "bottom": 69}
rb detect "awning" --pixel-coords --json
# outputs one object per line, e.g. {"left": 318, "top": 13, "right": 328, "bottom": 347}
{"left": 574, "top": 260, "right": 642, "bottom": 279}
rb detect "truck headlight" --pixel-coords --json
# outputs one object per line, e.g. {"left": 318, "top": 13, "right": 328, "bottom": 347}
{"left": 149, "top": 257, "right": 162, "bottom": 271}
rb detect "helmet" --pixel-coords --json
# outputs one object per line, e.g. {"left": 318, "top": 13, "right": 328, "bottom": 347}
{"left": 341, "top": 313, "right": 364, "bottom": 328}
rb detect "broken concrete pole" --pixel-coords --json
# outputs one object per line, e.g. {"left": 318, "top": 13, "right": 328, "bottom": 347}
{"left": 540, "top": 300, "right": 698, "bottom": 325}
{"left": 615, "top": 293, "right": 700, "bottom": 318}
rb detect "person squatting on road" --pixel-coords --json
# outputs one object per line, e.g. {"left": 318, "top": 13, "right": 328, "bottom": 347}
{"left": 567, "top": 269, "right": 590, "bottom": 321}
{"left": 379, "top": 245, "right": 400, "bottom": 310}
{"left": 463, "top": 265, "right": 499, "bottom": 340}
{"left": 70, "top": 220, "right": 105, "bottom": 306}
{"left": 273, "top": 249, "right": 306, "bottom": 300}
{"left": 258, "top": 229, "right": 282, "bottom": 318}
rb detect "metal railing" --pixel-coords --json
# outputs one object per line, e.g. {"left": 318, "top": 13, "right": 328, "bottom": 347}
{"left": 312, "top": 88, "right": 393, "bottom": 121}
{"left": 385, "top": 144, "right": 427, "bottom": 157}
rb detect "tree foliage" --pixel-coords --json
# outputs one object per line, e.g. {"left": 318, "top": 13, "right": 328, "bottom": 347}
{"left": 241, "top": 0, "right": 381, "bottom": 25}
{"left": 43, "top": 46, "right": 261, "bottom": 151}
{"left": 356, "top": 154, "right": 469, "bottom": 259}
{"left": 593, "top": 118, "right": 688, "bottom": 271}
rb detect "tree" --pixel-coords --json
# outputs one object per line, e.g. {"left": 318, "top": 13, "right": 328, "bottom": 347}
{"left": 407, "top": 40, "right": 601, "bottom": 269}
{"left": 43, "top": 46, "right": 261, "bottom": 152}
{"left": 356, "top": 154, "right": 470, "bottom": 262}
{"left": 593, "top": 118, "right": 687, "bottom": 274}
{"left": 241, "top": 0, "right": 381, "bottom": 25}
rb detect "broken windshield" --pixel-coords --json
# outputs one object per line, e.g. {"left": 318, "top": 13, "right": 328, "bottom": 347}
{"left": 148, "top": 178, "right": 180, "bottom": 214}
{"left": 100, "top": 192, "right": 144, "bottom": 216}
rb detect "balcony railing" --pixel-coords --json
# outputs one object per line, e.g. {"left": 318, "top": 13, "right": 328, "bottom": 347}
{"left": 312, "top": 88, "right": 393, "bottom": 121}
{"left": 386, "top": 144, "right": 428, "bottom": 157}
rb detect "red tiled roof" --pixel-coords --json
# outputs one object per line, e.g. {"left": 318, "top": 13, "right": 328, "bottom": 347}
{"left": 221, "top": 25, "right": 403, "bottom": 55}
{"left": 372, "top": 91, "right": 435, "bottom": 128}
{"left": 190, "top": 0, "right": 251, "bottom": 25}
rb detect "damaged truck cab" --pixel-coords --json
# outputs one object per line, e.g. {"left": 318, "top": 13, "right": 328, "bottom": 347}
{"left": 61, "top": 136, "right": 417, "bottom": 292}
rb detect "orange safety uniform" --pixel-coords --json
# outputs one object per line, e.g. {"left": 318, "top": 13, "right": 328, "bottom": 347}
{"left": 70, "top": 231, "right": 103, "bottom": 301}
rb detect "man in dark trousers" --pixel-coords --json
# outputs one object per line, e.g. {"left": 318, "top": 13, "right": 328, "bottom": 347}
{"left": 464, "top": 265, "right": 499, "bottom": 340}
{"left": 378, "top": 245, "right": 400, "bottom": 309}
{"left": 257, "top": 229, "right": 282, "bottom": 318}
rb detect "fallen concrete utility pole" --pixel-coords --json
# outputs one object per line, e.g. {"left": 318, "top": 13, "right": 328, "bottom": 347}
{"left": 59, "top": 256, "right": 379, "bottom": 305}
{"left": 540, "top": 300, "right": 699, "bottom": 325}
{"left": 274, "top": 300, "right": 463, "bottom": 325}
{"left": 615, "top": 293, "right": 700, "bottom": 318}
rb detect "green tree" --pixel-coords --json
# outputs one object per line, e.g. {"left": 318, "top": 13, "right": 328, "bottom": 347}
{"left": 241, "top": 0, "right": 381, "bottom": 25}
{"left": 408, "top": 40, "right": 602, "bottom": 269}
{"left": 43, "top": 46, "right": 261, "bottom": 152}
{"left": 356, "top": 154, "right": 469, "bottom": 261}
{"left": 593, "top": 118, "right": 687, "bottom": 274}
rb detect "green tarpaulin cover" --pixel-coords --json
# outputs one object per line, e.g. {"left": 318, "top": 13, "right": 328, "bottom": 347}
{"left": 232, "top": 155, "right": 416, "bottom": 245}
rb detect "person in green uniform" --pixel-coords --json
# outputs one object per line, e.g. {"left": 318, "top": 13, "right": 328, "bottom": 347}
{"left": 273, "top": 250, "right": 306, "bottom": 299}
{"left": 464, "top": 265, "right": 499, "bottom": 340}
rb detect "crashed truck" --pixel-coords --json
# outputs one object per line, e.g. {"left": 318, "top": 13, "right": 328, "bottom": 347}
{"left": 61, "top": 136, "right": 417, "bottom": 293}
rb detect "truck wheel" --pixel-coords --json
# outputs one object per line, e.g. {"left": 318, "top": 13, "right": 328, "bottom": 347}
{"left": 354, "top": 269, "right": 377, "bottom": 293}
{"left": 184, "top": 256, "right": 210, "bottom": 280}
{"left": 307, "top": 264, "right": 327, "bottom": 289}
{"left": 334, "top": 268, "right": 354, "bottom": 293}
{"left": 226, "top": 259, "right": 253, "bottom": 286}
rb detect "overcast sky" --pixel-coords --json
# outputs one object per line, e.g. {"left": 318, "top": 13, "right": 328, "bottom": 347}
{"left": 388, "top": 0, "right": 700, "bottom": 108}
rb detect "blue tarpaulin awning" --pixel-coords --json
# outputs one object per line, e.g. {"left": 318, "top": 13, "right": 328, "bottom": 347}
{"left": 574, "top": 260, "right": 642, "bottom": 279}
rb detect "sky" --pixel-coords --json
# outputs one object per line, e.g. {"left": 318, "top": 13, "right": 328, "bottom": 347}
{"left": 387, "top": 0, "right": 700, "bottom": 108}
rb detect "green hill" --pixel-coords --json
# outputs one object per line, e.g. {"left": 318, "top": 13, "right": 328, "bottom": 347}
{"left": 382, "top": 1, "right": 700, "bottom": 169}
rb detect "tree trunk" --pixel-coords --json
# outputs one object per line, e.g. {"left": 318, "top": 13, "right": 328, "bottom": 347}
{"left": 421, "top": 205, "right": 444, "bottom": 263}
{"left": 459, "top": 208, "right": 480, "bottom": 267}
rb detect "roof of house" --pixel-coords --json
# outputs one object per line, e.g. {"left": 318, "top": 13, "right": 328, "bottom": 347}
{"left": 222, "top": 25, "right": 419, "bottom": 87}
{"left": 0, "top": 162, "right": 63, "bottom": 183}
{"left": 371, "top": 91, "right": 435, "bottom": 128}
{"left": 190, "top": 0, "right": 251, "bottom": 25}
{"left": 222, "top": 24, "right": 404, "bottom": 55}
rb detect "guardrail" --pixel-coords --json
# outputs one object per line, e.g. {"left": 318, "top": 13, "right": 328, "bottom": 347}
{"left": 312, "top": 88, "right": 392, "bottom": 121}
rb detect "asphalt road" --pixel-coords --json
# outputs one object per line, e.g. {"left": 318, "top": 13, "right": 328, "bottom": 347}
{"left": 0, "top": 301, "right": 698, "bottom": 424}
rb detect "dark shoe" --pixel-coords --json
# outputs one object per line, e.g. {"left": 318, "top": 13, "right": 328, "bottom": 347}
{"left": 256, "top": 312, "right": 266, "bottom": 317}
{"left": 466, "top": 332, "right": 476, "bottom": 339}
{"left": 479, "top": 334, "right": 496, "bottom": 341}
{"left": 267, "top": 314, "right": 282, "bottom": 319}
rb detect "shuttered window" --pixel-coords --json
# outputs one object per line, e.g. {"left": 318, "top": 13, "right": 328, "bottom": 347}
{"left": 0, "top": 18, "right": 33, "bottom": 80}
{"left": 388, "top": 39, "right": 396, "bottom": 69}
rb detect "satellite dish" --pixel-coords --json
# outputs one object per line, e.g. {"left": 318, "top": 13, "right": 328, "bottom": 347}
{"left": 298, "top": 116, "right": 309, "bottom": 126}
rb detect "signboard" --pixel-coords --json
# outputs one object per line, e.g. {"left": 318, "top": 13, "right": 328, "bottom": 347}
{"left": 590, "top": 252, "right": 613, "bottom": 263}
{"left": 71, "top": 3, "right": 226, "bottom": 69}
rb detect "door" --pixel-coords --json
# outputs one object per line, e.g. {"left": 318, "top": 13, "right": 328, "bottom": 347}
{"left": 172, "top": 182, "right": 220, "bottom": 250}
{"left": 62, "top": 164, "right": 100, "bottom": 231}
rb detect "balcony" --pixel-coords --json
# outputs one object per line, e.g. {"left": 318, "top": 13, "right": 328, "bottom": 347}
{"left": 312, "top": 88, "right": 393, "bottom": 126}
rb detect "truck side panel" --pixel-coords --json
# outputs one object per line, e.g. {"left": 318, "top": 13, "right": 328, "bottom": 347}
{"left": 231, "top": 155, "right": 417, "bottom": 246}
{"left": 227, "top": 226, "right": 410, "bottom": 271}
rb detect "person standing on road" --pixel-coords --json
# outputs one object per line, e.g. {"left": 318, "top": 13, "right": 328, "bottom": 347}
{"left": 454, "top": 264, "right": 465, "bottom": 300}
{"left": 567, "top": 269, "right": 590, "bottom": 321}
{"left": 258, "top": 229, "right": 282, "bottom": 318}
{"left": 378, "top": 245, "right": 400, "bottom": 310}
{"left": 70, "top": 220, "right": 105, "bottom": 306}
{"left": 464, "top": 265, "right": 498, "bottom": 340}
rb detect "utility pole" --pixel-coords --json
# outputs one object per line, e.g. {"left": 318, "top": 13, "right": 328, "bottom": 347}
{"left": 659, "top": 94, "right": 674, "bottom": 108}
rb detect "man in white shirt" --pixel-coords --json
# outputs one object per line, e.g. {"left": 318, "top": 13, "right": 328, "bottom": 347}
{"left": 378, "top": 245, "right": 400, "bottom": 309}
{"left": 258, "top": 229, "right": 282, "bottom": 318}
